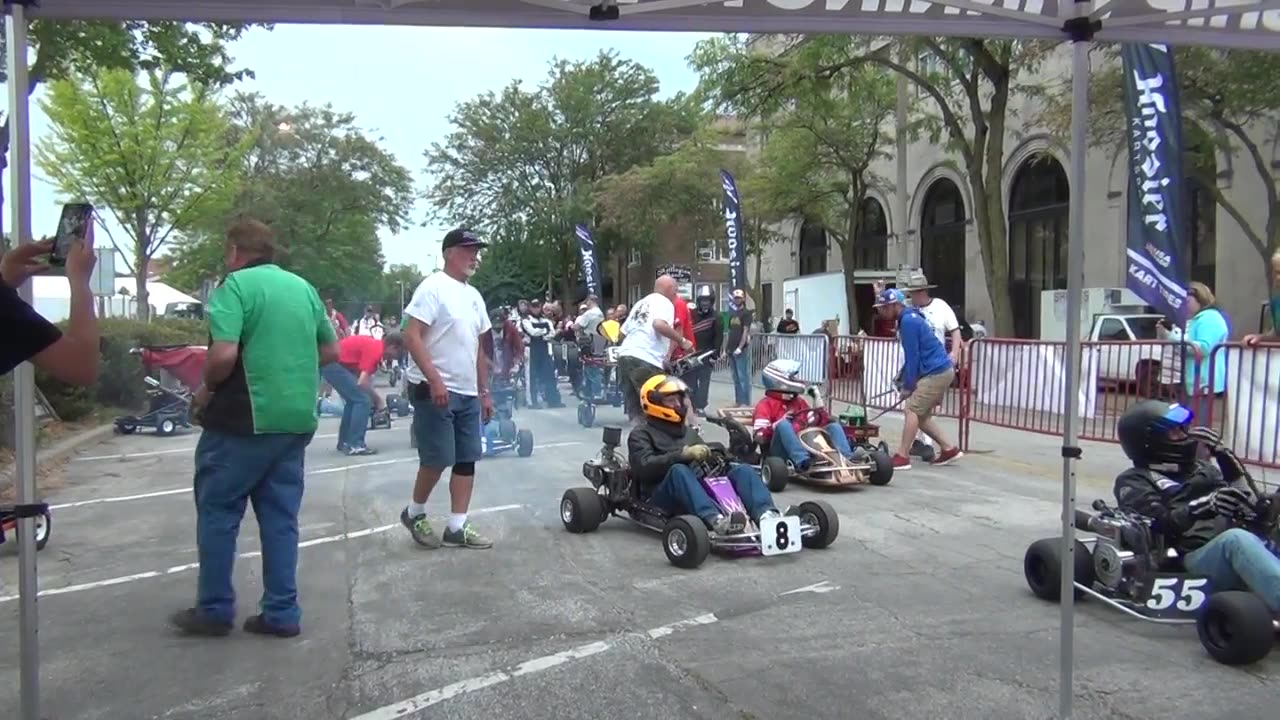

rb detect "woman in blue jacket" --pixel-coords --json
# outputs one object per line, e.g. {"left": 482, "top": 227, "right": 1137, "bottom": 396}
{"left": 1182, "top": 281, "right": 1230, "bottom": 426}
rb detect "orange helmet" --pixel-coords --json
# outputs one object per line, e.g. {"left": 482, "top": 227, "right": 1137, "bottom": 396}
{"left": 639, "top": 374, "right": 689, "bottom": 424}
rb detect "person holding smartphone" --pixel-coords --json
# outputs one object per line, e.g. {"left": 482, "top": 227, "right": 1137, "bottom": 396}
{"left": 0, "top": 224, "right": 99, "bottom": 384}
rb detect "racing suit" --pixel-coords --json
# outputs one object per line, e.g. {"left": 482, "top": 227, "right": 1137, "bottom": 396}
{"left": 687, "top": 307, "right": 723, "bottom": 413}
{"left": 520, "top": 313, "right": 561, "bottom": 408}
{"left": 752, "top": 391, "right": 858, "bottom": 470}
{"left": 628, "top": 418, "right": 776, "bottom": 525}
{"left": 1115, "top": 460, "right": 1280, "bottom": 612}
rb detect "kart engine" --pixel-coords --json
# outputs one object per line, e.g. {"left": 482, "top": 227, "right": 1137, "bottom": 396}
{"left": 1079, "top": 506, "right": 1155, "bottom": 596}
{"left": 1092, "top": 538, "right": 1138, "bottom": 593}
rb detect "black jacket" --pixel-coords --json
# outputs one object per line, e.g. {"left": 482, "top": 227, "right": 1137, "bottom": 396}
{"left": 628, "top": 419, "right": 704, "bottom": 493}
{"left": 1114, "top": 460, "right": 1231, "bottom": 554}
{"left": 691, "top": 308, "right": 723, "bottom": 356}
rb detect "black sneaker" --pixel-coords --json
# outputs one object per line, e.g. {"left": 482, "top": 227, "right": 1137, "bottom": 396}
{"left": 400, "top": 507, "right": 442, "bottom": 548}
{"left": 337, "top": 442, "right": 350, "bottom": 453}
{"left": 169, "top": 608, "right": 232, "bottom": 637}
{"left": 346, "top": 445, "right": 377, "bottom": 456}
{"left": 441, "top": 522, "right": 494, "bottom": 549}
{"left": 243, "top": 614, "right": 300, "bottom": 638}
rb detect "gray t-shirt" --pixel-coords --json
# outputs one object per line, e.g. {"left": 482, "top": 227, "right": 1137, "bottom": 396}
{"left": 575, "top": 305, "right": 606, "bottom": 354}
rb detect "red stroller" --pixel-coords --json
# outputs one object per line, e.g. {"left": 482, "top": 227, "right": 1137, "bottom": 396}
{"left": 113, "top": 345, "right": 207, "bottom": 436}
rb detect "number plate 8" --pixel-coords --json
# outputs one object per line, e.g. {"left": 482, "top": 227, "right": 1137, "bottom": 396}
{"left": 761, "top": 517, "right": 802, "bottom": 556}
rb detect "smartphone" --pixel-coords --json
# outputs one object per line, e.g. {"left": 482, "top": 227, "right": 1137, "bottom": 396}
{"left": 49, "top": 202, "right": 94, "bottom": 267}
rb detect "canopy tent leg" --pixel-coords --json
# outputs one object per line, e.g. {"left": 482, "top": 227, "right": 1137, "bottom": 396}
{"left": 5, "top": 2, "right": 41, "bottom": 719}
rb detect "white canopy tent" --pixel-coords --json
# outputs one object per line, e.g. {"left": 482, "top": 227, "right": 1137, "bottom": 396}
{"left": 6, "top": 2, "right": 1278, "bottom": 719}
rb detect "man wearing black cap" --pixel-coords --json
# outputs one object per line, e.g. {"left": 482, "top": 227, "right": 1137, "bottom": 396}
{"left": 520, "top": 298, "right": 561, "bottom": 408}
{"left": 400, "top": 228, "right": 497, "bottom": 549}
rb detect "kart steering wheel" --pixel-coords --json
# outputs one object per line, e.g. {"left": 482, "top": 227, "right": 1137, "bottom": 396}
{"left": 785, "top": 408, "right": 827, "bottom": 428}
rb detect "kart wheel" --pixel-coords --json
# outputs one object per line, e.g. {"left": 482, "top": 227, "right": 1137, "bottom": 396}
{"left": 498, "top": 419, "right": 518, "bottom": 442}
{"left": 158, "top": 418, "right": 177, "bottom": 436}
{"left": 1196, "top": 591, "right": 1275, "bottom": 666}
{"left": 762, "top": 457, "right": 790, "bottom": 493}
{"left": 877, "top": 441, "right": 890, "bottom": 456}
{"left": 1023, "top": 538, "right": 1094, "bottom": 602}
{"left": 867, "top": 450, "right": 894, "bottom": 486}
{"left": 798, "top": 500, "right": 839, "bottom": 549}
{"left": 116, "top": 423, "right": 137, "bottom": 435}
{"left": 663, "top": 515, "right": 711, "bottom": 569}
{"left": 577, "top": 403, "right": 595, "bottom": 428}
{"left": 517, "top": 429, "right": 534, "bottom": 457}
{"left": 561, "top": 488, "right": 606, "bottom": 534}
{"left": 33, "top": 510, "right": 51, "bottom": 551}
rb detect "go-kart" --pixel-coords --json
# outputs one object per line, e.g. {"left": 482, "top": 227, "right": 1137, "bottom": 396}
{"left": 0, "top": 503, "right": 51, "bottom": 552}
{"left": 560, "top": 426, "right": 839, "bottom": 568}
{"left": 577, "top": 346, "right": 624, "bottom": 428}
{"left": 707, "top": 403, "right": 893, "bottom": 492}
{"left": 481, "top": 383, "right": 534, "bottom": 458}
{"left": 369, "top": 407, "right": 393, "bottom": 431}
{"left": 1023, "top": 474, "right": 1280, "bottom": 666}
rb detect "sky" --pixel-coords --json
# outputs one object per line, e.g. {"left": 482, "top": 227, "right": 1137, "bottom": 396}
{"left": 4, "top": 24, "right": 715, "bottom": 277}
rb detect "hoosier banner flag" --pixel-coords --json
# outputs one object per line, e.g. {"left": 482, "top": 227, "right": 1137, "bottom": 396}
{"left": 1121, "top": 43, "right": 1189, "bottom": 323}
{"left": 718, "top": 169, "right": 747, "bottom": 292}
{"left": 574, "top": 224, "right": 602, "bottom": 298}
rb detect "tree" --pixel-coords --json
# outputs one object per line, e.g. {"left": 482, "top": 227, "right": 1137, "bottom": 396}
{"left": 36, "top": 67, "right": 250, "bottom": 319}
{"left": 423, "top": 50, "right": 700, "bottom": 302}
{"left": 1043, "top": 45, "right": 1280, "bottom": 287}
{"left": 693, "top": 34, "right": 1056, "bottom": 336}
{"left": 165, "top": 93, "right": 416, "bottom": 300}
{"left": 0, "top": 21, "right": 264, "bottom": 219}
{"left": 375, "top": 263, "right": 428, "bottom": 319}
{"left": 470, "top": 239, "right": 550, "bottom": 308}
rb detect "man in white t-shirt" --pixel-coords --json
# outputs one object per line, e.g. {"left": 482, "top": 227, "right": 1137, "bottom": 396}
{"left": 900, "top": 271, "right": 963, "bottom": 458}
{"left": 399, "top": 228, "right": 496, "bottom": 550}
{"left": 617, "top": 276, "right": 693, "bottom": 421}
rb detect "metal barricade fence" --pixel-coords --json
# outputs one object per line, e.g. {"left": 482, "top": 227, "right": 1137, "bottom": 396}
{"left": 710, "top": 333, "right": 830, "bottom": 393}
{"left": 1209, "top": 343, "right": 1280, "bottom": 470}
{"left": 828, "top": 335, "right": 966, "bottom": 420}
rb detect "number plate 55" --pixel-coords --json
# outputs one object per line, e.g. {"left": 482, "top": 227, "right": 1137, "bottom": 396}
{"left": 761, "top": 517, "right": 802, "bottom": 557}
{"left": 1142, "top": 574, "right": 1210, "bottom": 618}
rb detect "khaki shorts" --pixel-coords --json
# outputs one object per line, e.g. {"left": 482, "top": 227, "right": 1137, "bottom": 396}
{"left": 905, "top": 368, "right": 954, "bottom": 420}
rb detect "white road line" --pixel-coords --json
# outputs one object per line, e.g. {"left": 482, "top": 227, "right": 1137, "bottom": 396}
{"left": 74, "top": 432, "right": 341, "bottom": 462}
{"left": 50, "top": 487, "right": 189, "bottom": 509}
{"left": 780, "top": 580, "right": 840, "bottom": 596}
{"left": 0, "top": 504, "right": 524, "bottom": 604}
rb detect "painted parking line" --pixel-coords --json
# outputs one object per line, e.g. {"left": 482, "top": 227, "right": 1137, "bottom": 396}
{"left": 51, "top": 442, "right": 583, "bottom": 510}
{"left": 0, "top": 504, "right": 525, "bottom": 605}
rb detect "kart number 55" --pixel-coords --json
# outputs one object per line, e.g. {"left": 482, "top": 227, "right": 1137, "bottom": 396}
{"left": 1144, "top": 575, "right": 1209, "bottom": 614}
{"left": 761, "top": 517, "right": 802, "bottom": 556}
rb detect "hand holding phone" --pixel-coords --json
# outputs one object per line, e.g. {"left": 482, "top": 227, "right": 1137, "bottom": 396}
{"left": 50, "top": 202, "right": 94, "bottom": 268}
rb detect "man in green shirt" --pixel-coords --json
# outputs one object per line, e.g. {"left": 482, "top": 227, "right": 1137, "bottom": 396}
{"left": 171, "top": 218, "right": 338, "bottom": 639}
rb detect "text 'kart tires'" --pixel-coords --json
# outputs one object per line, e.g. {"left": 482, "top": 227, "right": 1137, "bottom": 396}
{"left": 1023, "top": 537, "right": 1095, "bottom": 602}
{"left": 762, "top": 456, "right": 790, "bottom": 493}
{"left": 561, "top": 488, "right": 607, "bottom": 534}
{"left": 1196, "top": 591, "right": 1275, "bottom": 666}
{"left": 663, "top": 515, "right": 711, "bottom": 569}
{"left": 517, "top": 429, "right": 535, "bottom": 457}
{"left": 798, "top": 500, "right": 839, "bottom": 549}
{"left": 867, "top": 450, "right": 894, "bottom": 486}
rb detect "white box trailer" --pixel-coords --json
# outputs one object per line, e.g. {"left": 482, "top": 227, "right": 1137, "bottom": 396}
{"left": 782, "top": 268, "right": 904, "bottom": 337}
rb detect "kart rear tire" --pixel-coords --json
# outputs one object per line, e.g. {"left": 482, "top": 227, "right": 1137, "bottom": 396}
{"left": 517, "top": 429, "right": 534, "bottom": 457}
{"left": 1196, "top": 591, "right": 1275, "bottom": 666}
{"left": 1023, "top": 538, "right": 1094, "bottom": 602}
{"left": 116, "top": 422, "right": 137, "bottom": 435}
{"left": 33, "top": 509, "right": 51, "bottom": 551}
{"left": 798, "top": 500, "right": 839, "bottom": 549}
{"left": 498, "top": 420, "right": 518, "bottom": 442}
{"left": 762, "top": 457, "right": 790, "bottom": 493}
{"left": 577, "top": 403, "right": 595, "bottom": 428}
{"left": 867, "top": 450, "right": 894, "bottom": 486}
{"left": 877, "top": 441, "right": 890, "bottom": 456}
{"left": 561, "top": 488, "right": 606, "bottom": 534}
{"left": 663, "top": 515, "right": 711, "bottom": 569}
{"left": 158, "top": 418, "right": 177, "bottom": 436}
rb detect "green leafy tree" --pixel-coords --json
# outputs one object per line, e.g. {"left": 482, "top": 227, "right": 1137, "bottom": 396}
{"left": 693, "top": 34, "right": 1056, "bottom": 336}
{"left": 423, "top": 50, "right": 700, "bottom": 302}
{"left": 375, "top": 263, "right": 428, "bottom": 319}
{"left": 165, "top": 93, "right": 415, "bottom": 299}
{"left": 36, "top": 67, "right": 251, "bottom": 320}
{"left": 471, "top": 239, "right": 551, "bottom": 308}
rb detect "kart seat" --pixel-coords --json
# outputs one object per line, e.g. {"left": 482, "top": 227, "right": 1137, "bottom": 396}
{"left": 715, "top": 407, "right": 755, "bottom": 435}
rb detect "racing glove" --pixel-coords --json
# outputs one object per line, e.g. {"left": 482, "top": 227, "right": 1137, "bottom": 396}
{"left": 1188, "top": 487, "right": 1257, "bottom": 521}
{"left": 681, "top": 444, "right": 711, "bottom": 462}
{"left": 1188, "top": 426, "right": 1223, "bottom": 451}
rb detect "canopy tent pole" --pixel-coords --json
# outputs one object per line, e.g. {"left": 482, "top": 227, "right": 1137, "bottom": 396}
{"left": 1058, "top": 2, "right": 1096, "bottom": 719}
{"left": 5, "top": 2, "right": 42, "bottom": 719}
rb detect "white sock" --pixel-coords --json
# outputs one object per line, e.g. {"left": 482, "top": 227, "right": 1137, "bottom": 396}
{"left": 447, "top": 513, "right": 467, "bottom": 532}
{"left": 408, "top": 502, "right": 426, "bottom": 517}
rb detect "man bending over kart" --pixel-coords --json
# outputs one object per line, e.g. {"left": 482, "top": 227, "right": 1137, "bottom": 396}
{"left": 628, "top": 374, "right": 783, "bottom": 535}
{"left": 752, "top": 359, "right": 867, "bottom": 470}
{"left": 1114, "top": 400, "right": 1280, "bottom": 616}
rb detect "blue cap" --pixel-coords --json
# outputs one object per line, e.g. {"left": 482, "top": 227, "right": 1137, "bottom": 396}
{"left": 873, "top": 288, "right": 906, "bottom": 308}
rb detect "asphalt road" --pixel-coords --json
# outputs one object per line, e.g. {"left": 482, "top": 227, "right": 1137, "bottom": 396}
{"left": 0, "top": 381, "right": 1276, "bottom": 720}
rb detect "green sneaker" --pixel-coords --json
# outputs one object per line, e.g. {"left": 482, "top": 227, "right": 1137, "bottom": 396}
{"left": 401, "top": 507, "right": 442, "bottom": 549}
{"left": 441, "top": 522, "right": 493, "bottom": 549}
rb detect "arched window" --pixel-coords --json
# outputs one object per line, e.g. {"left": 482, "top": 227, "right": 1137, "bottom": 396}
{"left": 854, "top": 197, "right": 888, "bottom": 269}
{"left": 919, "top": 179, "right": 967, "bottom": 311}
{"left": 1008, "top": 154, "right": 1069, "bottom": 338}
{"left": 798, "top": 219, "right": 827, "bottom": 276}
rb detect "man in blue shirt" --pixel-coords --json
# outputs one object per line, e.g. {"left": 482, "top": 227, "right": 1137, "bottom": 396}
{"left": 873, "top": 288, "right": 963, "bottom": 470}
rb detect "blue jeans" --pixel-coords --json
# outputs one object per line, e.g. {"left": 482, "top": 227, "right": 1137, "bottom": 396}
{"left": 770, "top": 420, "right": 855, "bottom": 469}
{"left": 195, "top": 429, "right": 311, "bottom": 627}
{"left": 729, "top": 351, "right": 751, "bottom": 406}
{"left": 581, "top": 365, "right": 603, "bottom": 403}
{"left": 1185, "top": 528, "right": 1280, "bottom": 613}
{"left": 321, "top": 363, "right": 371, "bottom": 449}
{"left": 649, "top": 462, "right": 775, "bottom": 524}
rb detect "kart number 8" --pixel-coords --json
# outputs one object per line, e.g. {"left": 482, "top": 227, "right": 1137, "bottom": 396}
{"left": 761, "top": 516, "right": 802, "bottom": 557}
{"left": 1145, "top": 577, "right": 1209, "bottom": 612}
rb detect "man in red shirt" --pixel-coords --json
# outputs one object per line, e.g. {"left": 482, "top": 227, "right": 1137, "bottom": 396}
{"left": 321, "top": 332, "right": 404, "bottom": 455}
{"left": 751, "top": 358, "right": 863, "bottom": 470}
{"left": 669, "top": 294, "right": 696, "bottom": 361}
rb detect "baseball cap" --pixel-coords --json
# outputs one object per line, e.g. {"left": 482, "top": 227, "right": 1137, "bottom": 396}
{"left": 873, "top": 288, "right": 906, "bottom": 308}
{"left": 442, "top": 228, "right": 487, "bottom": 250}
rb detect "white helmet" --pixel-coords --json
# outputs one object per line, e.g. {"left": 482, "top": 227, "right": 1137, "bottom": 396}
{"left": 762, "top": 359, "right": 806, "bottom": 395}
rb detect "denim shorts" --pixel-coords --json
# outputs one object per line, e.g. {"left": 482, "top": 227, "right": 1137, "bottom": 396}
{"left": 409, "top": 384, "right": 482, "bottom": 468}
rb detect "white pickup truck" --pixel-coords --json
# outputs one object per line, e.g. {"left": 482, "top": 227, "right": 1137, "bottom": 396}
{"left": 1087, "top": 313, "right": 1169, "bottom": 388}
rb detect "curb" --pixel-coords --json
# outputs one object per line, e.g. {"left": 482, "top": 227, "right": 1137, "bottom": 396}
{"left": 37, "top": 423, "right": 116, "bottom": 465}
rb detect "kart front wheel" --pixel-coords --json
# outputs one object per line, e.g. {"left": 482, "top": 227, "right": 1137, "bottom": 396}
{"left": 1196, "top": 591, "right": 1275, "bottom": 666}
{"left": 561, "top": 488, "right": 606, "bottom": 534}
{"left": 762, "top": 457, "right": 790, "bottom": 493}
{"left": 867, "top": 449, "right": 894, "bottom": 486}
{"left": 798, "top": 500, "right": 839, "bottom": 549}
{"left": 663, "top": 515, "right": 710, "bottom": 569}
{"left": 158, "top": 418, "right": 177, "bottom": 436}
{"left": 33, "top": 509, "right": 51, "bottom": 551}
{"left": 1023, "top": 537, "right": 1094, "bottom": 602}
{"left": 517, "top": 429, "right": 534, "bottom": 457}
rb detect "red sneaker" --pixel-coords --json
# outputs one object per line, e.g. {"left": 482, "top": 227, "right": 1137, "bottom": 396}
{"left": 891, "top": 454, "right": 912, "bottom": 470}
{"left": 931, "top": 447, "right": 963, "bottom": 466}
